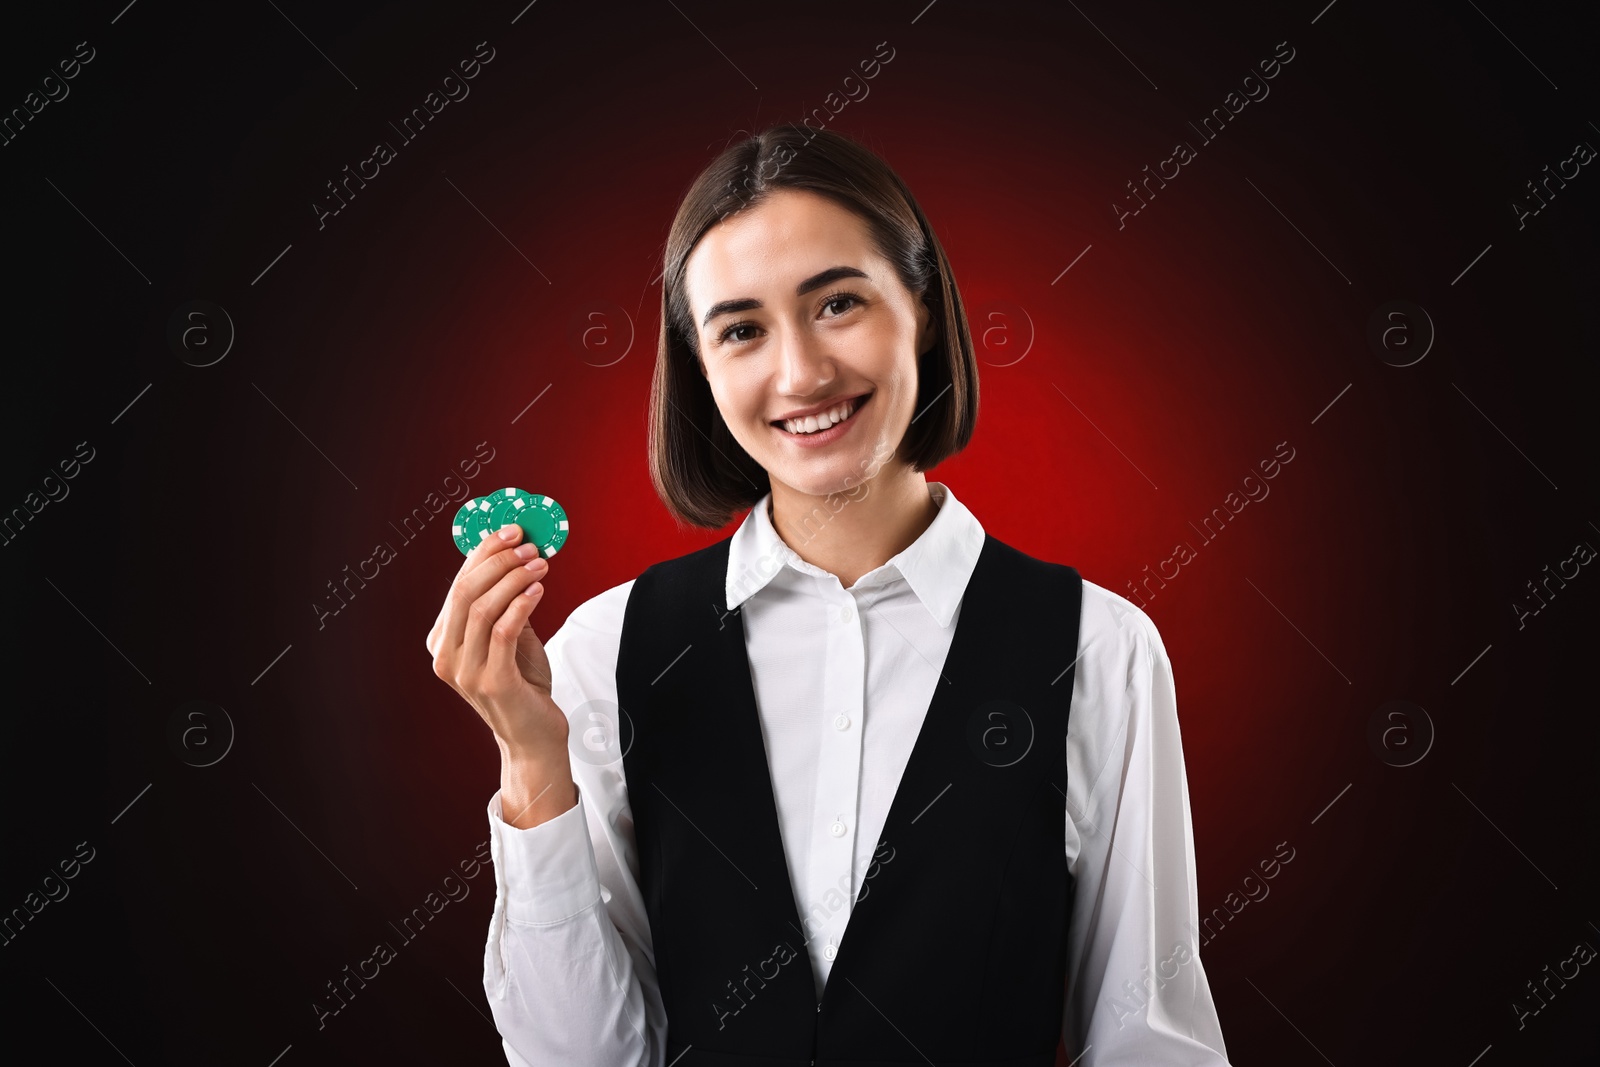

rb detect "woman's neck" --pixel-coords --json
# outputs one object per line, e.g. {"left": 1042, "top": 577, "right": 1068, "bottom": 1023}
{"left": 768, "top": 468, "right": 939, "bottom": 589}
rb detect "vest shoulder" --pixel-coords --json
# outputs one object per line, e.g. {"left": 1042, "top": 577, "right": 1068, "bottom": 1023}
{"left": 981, "top": 532, "right": 1083, "bottom": 583}
{"left": 630, "top": 535, "right": 734, "bottom": 598}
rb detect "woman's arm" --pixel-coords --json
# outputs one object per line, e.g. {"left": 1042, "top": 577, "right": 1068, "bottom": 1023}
{"left": 1060, "top": 582, "right": 1231, "bottom": 1064}
{"left": 479, "top": 579, "right": 669, "bottom": 1067}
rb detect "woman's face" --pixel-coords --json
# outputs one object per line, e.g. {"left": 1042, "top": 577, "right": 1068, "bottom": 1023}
{"left": 684, "top": 187, "right": 936, "bottom": 501}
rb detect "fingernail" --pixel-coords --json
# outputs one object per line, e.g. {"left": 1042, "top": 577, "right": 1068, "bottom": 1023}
{"left": 524, "top": 557, "right": 547, "bottom": 571}
{"left": 513, "top": 544, "right": 539, "bottom": 560}
{"left": 497, "top": 525, "right": 521, "bottom": 541}
{"left": 523, "top": 581, "right": 542, "bottom": 597}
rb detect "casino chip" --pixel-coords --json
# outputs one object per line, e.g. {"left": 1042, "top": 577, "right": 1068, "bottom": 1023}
{"left": 451, "top": 496, "right": 494, "bottom": 556}
{"left": 485, "top": 487, "right": 570, "bottom": 558}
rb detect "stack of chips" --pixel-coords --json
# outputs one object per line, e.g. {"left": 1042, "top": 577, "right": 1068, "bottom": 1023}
{"left": 451, "top": 488, "right": 569, "bottom": 558}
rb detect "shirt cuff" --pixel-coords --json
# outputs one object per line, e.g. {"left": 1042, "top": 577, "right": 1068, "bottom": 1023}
{"left": 486, "top": 783, "right": 603, "bottom": 925}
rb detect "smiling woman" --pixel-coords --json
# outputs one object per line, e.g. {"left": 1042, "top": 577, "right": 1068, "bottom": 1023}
{"left": 651, "top": 132, "right": 975, "bottom": 566}
{"left": 432, "top": 124, "right": 1234, "bottom": 1067}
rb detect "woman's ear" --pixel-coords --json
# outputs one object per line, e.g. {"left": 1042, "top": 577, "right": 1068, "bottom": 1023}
{"left": 916, "top": 294, "right": 937, "bottom": 356}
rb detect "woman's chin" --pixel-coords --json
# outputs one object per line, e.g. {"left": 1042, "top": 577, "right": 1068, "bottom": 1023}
{"left": 768, "top": 463, "right": 875, "bottom": 503}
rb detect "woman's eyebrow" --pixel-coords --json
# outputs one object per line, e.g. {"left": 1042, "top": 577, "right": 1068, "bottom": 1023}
{"left": 700, "top": 265, "right": 871, "bottom": 328}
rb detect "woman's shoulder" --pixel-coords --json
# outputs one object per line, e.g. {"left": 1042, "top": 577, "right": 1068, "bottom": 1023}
{"left": 1076, "top": 577, "right": 1168, "bottom": 676}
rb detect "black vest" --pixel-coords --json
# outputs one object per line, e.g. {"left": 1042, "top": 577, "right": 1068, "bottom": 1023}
{"left": 617, "top": 531, "right": 1085, "bottom": 1066}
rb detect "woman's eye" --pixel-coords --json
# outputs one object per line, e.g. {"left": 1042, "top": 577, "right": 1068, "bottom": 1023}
{"left": 717, "top": 294, "right": 860, "bottom": 346}
{"left": 822, "top": 293, "right": 859, "bottom": 317}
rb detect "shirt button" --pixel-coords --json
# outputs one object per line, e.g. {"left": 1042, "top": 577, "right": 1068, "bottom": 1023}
{"left": 834, "top": 714, "right": 850, "bottom": 731}
{"left": 838, "top": 603, "right": 853, "bottom": 624}
{"left": 830, "top": 820, "right": 846, "bottom": 837}
{"left": 823, "top": 944, "right": 837, "bottom": 960}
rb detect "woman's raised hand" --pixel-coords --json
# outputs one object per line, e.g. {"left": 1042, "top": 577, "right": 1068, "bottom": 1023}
{"left": 427, "top": 523, "right": 576, "bottom": 827}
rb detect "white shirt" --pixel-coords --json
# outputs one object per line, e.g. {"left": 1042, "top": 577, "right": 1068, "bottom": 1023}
{"left": 481, "top": 481, "right": 1231, "bottom": 1065}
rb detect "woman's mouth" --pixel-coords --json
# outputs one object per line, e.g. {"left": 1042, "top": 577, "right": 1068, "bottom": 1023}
{"left": 771, "top": 393, "right": 870, "bottom": 447}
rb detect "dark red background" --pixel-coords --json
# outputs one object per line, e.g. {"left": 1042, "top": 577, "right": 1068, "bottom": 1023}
{"left": 3, "top": 1, "right": 1596, "bottom": 1063}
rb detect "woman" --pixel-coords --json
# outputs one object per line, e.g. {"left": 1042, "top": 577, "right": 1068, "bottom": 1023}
{"left": 428, "top": 125, "right": 1232, "bottom": 1066}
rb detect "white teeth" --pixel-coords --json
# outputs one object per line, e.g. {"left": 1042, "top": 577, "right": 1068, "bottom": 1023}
{"left": 782, "top": 397, "right": 860, "bottom": 435}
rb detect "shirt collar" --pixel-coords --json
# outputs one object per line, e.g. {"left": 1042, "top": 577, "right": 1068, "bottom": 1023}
{"left": 724, "top": 481, "right": 985, "bottom": 629}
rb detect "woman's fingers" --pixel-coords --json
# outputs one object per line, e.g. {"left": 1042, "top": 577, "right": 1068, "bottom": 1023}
{"left": 429, "top": 525, "right": 515, "bottom": 656}
{"left": 460, "top": 553, "right": 550, "bottom": 674}
{"left": 440, "top": 526, "right": 535, "bottom": 655}
{"left": 483, "top": 576, "right": 549, "bottom": 700}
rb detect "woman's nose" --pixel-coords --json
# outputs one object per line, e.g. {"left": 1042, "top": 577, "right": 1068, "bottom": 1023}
{"left": 773, "top": 324, "right": 834, "bottom": 394}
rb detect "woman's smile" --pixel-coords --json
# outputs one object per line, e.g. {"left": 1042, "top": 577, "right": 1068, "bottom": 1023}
{"left": 771, "top": 391, "right": 871, "bottom": 446}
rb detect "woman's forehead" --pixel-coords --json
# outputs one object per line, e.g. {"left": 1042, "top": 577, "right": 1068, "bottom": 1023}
{"left": 686, "top": 195, "right": 878, "bottom": 309}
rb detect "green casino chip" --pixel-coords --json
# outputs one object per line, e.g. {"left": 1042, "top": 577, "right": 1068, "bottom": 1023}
{"left": 486, "top": 487, "right": 569, "bottom": 558}
{"left": 451, "top": 496, "right": 494, "bottom": 556}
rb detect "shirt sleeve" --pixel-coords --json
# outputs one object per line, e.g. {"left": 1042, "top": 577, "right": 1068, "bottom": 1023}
{"left": 1059, "top": 581, "right": 1232, "bottom": 1064}
{"left": 480, "top": 578, "right": 669, "bottom": 1067}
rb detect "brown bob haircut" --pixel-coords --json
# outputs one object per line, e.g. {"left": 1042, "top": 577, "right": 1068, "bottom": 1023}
{"left": 648, "top": 124, "right": 978, "bottom": 529}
